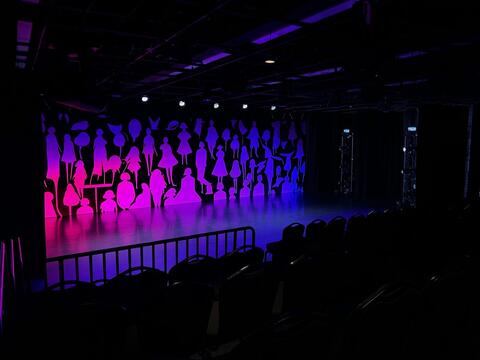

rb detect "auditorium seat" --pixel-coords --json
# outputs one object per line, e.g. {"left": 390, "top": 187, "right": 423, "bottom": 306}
{"left": 103, "top": 266, "right": 169, "bottom": 312}
{"left": 304, "top": 219, "right": 327, "bottom": 256}
{"left": 218, "top": 244, "right": 265, "bottom": 278}
{"left": 217, "top": 263, "right": 275, "bottom": 341}
{"left": 266, "top": 222, "right": 306, "bottom": 263}
{"left": 169, "top": 254, "right": 220, "bottom": 285}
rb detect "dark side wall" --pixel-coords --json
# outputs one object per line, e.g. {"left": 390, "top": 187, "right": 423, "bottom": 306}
{"left": 417, "top": 104, "right": 469, "bottom": 210}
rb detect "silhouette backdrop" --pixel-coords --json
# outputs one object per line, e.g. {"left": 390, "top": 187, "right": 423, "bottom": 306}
{"left": 43, "top": 112, "right": 306, "bottom": 217}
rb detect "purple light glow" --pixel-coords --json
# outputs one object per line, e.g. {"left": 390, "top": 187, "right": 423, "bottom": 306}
{"left": 252, "top": 24, "right": 302, "bottom": 45}
{"left": 396, "top": 50, "right": 427, "bottom": 59}
{"left": 141, "top": 74, "right": 169, "bottom": 83}
{"left": 385, "top": 78, "right": 428, "bottom": 87}
{"left": 169, "top": 71, "right": 183, "bottom": 76}
{"left": 17, "top": 20, "right": 33, "bottom": 43}
{"left": 301, "top": 0, "right": 358, "bottom": 24}
{"left": 264, "top": 81, "right": 282, "bottom": 85}
{"left": 302, "top": 67, "right": 343, "bottom": 77}
{"left": 16, "top": 44, "right": 29, "bottom": 52}
{"left": 184, "top": 64, "right": 199, "bottom": 70}
{"left": 201, "top": 52, "right": 231, "bottom": 65}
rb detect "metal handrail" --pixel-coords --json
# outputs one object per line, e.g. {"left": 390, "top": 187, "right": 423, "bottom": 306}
{"left": 45, "top": 226, "right": 255, "bottom": 289}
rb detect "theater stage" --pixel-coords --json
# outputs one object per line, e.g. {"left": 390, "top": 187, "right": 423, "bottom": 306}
{"left": 45, "top": 193, "right": 387, "bottom": 258}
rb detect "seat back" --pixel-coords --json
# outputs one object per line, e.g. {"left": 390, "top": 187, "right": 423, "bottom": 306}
{"left": 169, "top": 255, "right": 219, "bottom": 285}
{"left": 282, "top": 222, "right": 305, "bottom": 242}
{"left": 219, "top": 245, "right": 264, "bottom": 278}
{"left": 305, "top": 219, "right": 327, "bottom": 241}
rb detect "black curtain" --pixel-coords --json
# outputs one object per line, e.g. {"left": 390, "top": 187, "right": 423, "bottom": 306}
{"left": 305, "top": 110, "right": 403, "bottom": 204}
{"left": 352, "top": 111, "right": 403, "bottom": 203}
{"left": 417, "top": 105, "right": 469, "bottom": 210}
{"left": 466, "top": 105, "right": 480, "bottom": 200}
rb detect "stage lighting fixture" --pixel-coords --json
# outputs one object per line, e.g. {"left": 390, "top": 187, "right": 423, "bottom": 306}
{"left": 271, "top": 105, "right": 276, "bottom": 110}
{"left": 141, "top": 96, "right": 149, "bottom": 103}
{"left": 179, "top": 100, "right": 186, "bottom": 107}
{"left": 265, "top": 59, "right": 275, "bottom": 64}
{"left": 242, "top": 104, "right": 248, "bottom": 109}
{"left": 214, "top": 102, "right": 220, "bottom": 109}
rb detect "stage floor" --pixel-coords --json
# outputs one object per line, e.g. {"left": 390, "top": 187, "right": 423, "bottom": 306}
{"left": 46, "top": 193, "right": 386, "bottom": 258}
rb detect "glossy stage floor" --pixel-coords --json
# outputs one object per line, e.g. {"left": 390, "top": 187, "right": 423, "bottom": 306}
{"left": 45, "top": 193, "right": 386, "bottom": 258}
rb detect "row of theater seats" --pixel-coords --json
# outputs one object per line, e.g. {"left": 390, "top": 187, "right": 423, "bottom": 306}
{"left": 4, "top": 203, "right": 480, "bottom": 359}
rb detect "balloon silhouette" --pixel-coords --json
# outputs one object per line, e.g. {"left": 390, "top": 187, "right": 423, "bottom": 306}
{"left": 128, "top": 118, "right": 142, "bottom": 142}
{"left": 107, "top": 155, "right": 122, "bottom": 183}
{"left": 114, "top": 133, "right": 126, "bottom": 157}
{"left": 222, "top": 128, "right": 231, "bottom": 149}
{"left": 166, "top": 120, "right": 179, "bottom": 131}
{"left": 74, "top": 132, "right": 90, "bottom": 160}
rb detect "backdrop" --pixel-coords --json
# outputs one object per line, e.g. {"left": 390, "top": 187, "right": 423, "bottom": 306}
{"left": 43, "top": 112, "right": 306, "bottom": 217}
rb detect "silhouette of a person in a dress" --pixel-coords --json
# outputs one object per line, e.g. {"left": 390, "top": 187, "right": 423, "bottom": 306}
{"left": 143, "top": 128, "right": 156, "bottom": 176}
{"left": 177, "top": 122, "right": 192, "bottom": 165}
{"left": 212, "top": 145, "right": 228, "bottom": 184}
{"left": 158, "top": 137, "right": 178, "bottom": 185}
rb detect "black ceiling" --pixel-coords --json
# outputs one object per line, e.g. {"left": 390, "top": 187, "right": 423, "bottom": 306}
{"left": 15, "top": 0, "right": 480, "bottom": 113}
